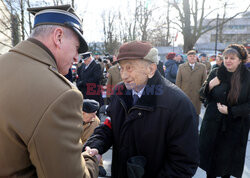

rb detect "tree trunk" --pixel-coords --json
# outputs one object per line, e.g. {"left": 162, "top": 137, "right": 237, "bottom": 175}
{"left": 183, "top": 0, "right": 193, "bottom": 52}
{"left": 11, "top": 13, "right": 20, "bottom": 46}
{"left": 26, "top": 0, "right": 32, "bottom": 34}
{"left": 20, "top": 0, "right": 25, "bottom": 40}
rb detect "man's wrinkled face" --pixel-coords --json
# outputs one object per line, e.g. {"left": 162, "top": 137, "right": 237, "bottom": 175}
{"left": 175, "top": 55, "right": 182, "bottom": 62}
{"left": 201, "top": 56, "right": 207, "bottom": 62}
{"left": 187, "top": 54, "right": 196, "bottom": 64}
{"left": 84, "top": 56, "right": 92, "bottom": 65}
{"left": 82, "top": 111, "right": 96, "bottom": 123}
{"left": 119, "top": 59, "right": 151, "bottom": 92}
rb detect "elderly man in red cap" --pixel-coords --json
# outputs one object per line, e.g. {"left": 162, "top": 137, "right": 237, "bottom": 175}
{"left": 84, "top": 41, "right": 199, "bottom": 178}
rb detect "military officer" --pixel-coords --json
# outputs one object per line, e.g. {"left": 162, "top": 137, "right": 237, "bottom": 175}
{"left": 0, "top": 4, "right": 99, "bottom": 177}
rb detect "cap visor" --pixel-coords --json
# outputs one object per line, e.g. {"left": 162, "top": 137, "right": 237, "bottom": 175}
{"left": 71, "top": 26, "right": 88, "bottom": 53}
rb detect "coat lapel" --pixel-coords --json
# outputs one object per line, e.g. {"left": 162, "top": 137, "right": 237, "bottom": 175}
{"left": 184, "top": 63, "right": 192, "bottom": 72}
{"left": 84, "top": 60, "right": 95, "bottom": 72}
{"left": 192, "top": 63, "right": 199, "bottom": 72}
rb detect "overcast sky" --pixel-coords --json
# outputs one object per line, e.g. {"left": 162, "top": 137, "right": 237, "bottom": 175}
{"left": 72, "top": 0, "right": 248, "bottom": 44}
{"left": 75, "top": 0, "right": 136, "bottom": 43}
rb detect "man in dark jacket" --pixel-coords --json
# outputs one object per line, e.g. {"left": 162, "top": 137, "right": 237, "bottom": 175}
{"left": 84, "top": 41, "right": 199, "bottom": 178}
{"left": 164, "top": 52, "right": 178, "bottom": 83}
{"left": 77, "top": 52, "right": 103, "bottom": 105}
{"left": 157, "top": 60, "right": 165, "bottom": 77}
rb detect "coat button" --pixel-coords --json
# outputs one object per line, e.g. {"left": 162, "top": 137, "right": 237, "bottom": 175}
{"left": 138, "top": 112, "right": 142, "bottom": 116}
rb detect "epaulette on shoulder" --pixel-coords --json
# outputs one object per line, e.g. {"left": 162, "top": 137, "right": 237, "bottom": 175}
{"left": 48, "top": 65, "right": 75, "bottom": 89}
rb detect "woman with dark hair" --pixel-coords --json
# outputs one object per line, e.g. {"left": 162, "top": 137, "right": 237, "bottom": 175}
{"left": 199, "top": 44, "right": 250, "bottom": 178}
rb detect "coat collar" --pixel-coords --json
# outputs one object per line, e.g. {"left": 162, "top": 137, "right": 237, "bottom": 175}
{"left": 10, "top": 38, "right": 58, "bottom": 70}
{"left": 217, "top": 63, "right": 248, "bottom": 83}
{"left": 183, "top": 62, "right": 200, "bottom": 72}
{"left": 84, "top": 59, "right": 96, "bottom": 71}
{"left": 115, "top": 70, "right": 163, "bottom": 111}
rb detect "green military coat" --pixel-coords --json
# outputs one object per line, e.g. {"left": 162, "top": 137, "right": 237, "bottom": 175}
{"left": 0, "top": 39, "right": 98, "bottom": 177}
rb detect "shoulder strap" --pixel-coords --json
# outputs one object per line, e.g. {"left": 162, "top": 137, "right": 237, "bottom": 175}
{"left": 48, "top": 65, "right": 74, "bottom": 89}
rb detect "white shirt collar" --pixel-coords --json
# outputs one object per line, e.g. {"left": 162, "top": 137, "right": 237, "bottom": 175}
{"left": 132, "top": 86, "right": 145, "bottom": 98}
{"left": 189, "top": 63, "right": 195, "bottom": 67}
{"left": 85, "top": 59, "right": 94, "bottom": 69}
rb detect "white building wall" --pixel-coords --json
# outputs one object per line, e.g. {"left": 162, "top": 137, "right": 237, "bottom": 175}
{"left": 197, "top": 16, "right": 250, "bottom": 44}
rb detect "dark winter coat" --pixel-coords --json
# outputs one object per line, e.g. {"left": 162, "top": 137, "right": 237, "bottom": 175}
{"left": 245, "top": 62, "right": 250, "bottom": 69}
{"left": 77, "top": 60, "right": 103, "bottom": 104}
{"left": 157, "top": 60, "right": 165, "bottom": 77}
{"left": 64, "top": 68, "right": 73, "bottom": 82}
{"left": 164, "top": 59, "right": 178, "bottom": 83}
{"left": 212, "top": 63, "right": 221, "bottom": 69}
{"left": 84, "top": 71, "right": 199, "bottom": 178}
{"left": 199, "top": 64, "right": 250, "bottom": 177}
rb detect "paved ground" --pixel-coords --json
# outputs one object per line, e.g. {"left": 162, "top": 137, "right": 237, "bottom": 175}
{"left": 99, "top": 106, "right": 250, "bottom": 178}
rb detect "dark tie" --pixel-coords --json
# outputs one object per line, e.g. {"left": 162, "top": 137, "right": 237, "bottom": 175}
{"left": 132, "top": 94, "right": 139, "bottom": 105}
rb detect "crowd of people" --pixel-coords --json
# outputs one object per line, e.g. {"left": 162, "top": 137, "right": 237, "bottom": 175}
{"left": 0, "top": 4, "right": 249, "bottom": 178}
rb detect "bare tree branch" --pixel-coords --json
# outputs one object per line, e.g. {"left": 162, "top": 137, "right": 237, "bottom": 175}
{"left": 0, "top": 40, "right": 12, "bottom": 48}
{"left": 170, "top": 0, "right": 250, "bottom": 52}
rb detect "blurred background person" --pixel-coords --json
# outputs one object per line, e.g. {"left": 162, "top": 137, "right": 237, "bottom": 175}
{"left": 176, "top": 50, "right": 207, "bottom": 123}
{"left": 175, "top": 54, "right": 185, "bottom": 65}
{"left": 212, "top": 55, "right": 224, "bottom": 69}
{"left": 199, "top": 44, "right": 250, "bottom": 178}
{"left": 64, "top": 68, "right": 73, "bottom": 82}
{"left": 164, "top": 52, "right": 178, "bottom": 83}
{"left": 199, "top": 53, "right": 211, "bottom": 75}
{"left": 106, "top": 55, "right": 122, "bottom": 99}
{"left": 103, "top": 55, "right": 113, "bottom": 72}
{"left": 77, "top": 59, "right": 83, "bottom": 74}
{"left": 157, "top": 58, "right": 165, "bottom": 77}
{"left": 94, "top": 53, "right": 105, "bottom": 77}
{"left": 77, "top": 52, "right": 103, "bottom": 105}
{"left": 81, "top": 99, "right": 107, "bottom": 177}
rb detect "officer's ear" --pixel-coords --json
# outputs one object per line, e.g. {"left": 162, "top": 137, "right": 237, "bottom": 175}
{"left": 53, "top": 27, "right": 64, "bottom": 48}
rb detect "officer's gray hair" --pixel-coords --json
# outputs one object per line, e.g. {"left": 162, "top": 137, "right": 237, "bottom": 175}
{"left": 30, "top": 25, "right": 57, "bottom": 37}
{"left": 30, "top": 25, "right": 73, "bottom": 38}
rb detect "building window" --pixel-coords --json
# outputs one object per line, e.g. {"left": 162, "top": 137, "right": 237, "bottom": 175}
{"left": 211, "top": 34, "right": 250, "bottom": 43}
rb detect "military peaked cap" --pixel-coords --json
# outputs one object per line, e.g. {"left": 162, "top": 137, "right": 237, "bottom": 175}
{"left": 80, "top": 52, "right": 92, "bottom": 60}
{"left": 27, "top": 4, "right": 88, "bottom": 53}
